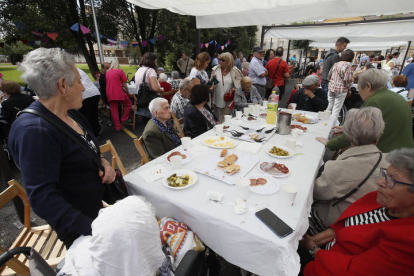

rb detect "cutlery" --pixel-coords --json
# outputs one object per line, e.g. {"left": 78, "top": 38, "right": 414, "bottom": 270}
{"left": 240, "top": 126, "right": 250, "bottom": 130}
{"left": 264, "top": 127, "right": 277, "bottom": 134}
{"left": 229, "top": 131, "right": 243, "bottom": 137}
{"left": 254, "top": 138, "right": 265, "bottom": 143}
{"left": 256, "top": 127, "right": 265, "bottom": 133}
{"left": 248, "top": 114, "right": 258, "bottom": 118}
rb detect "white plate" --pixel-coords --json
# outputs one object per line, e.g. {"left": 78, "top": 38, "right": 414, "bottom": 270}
{"left": 193, "top": 150, "right": 259, "bottom": 185}
{"left": 163, "top": 169, "right": 198, "bottom": 190}
{"left": 202, "top": 136, "right": 238, "bottom": 149}
{"left": 257, "top": 162, "right": 291, "bottom": 178}
{"left": 248, "top": 174, "right": 280, "bottom": 195}
{"left": 293, "top": 114, "right": 318, "bottom": 124}
{"left": 267, "top": 145, "right": 294, "bottom": 159}
{"left": 164, "top": 151, "right": 194, "bottom": 164}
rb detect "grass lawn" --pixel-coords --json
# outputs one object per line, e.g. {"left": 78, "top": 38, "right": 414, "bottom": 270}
{"left": 0, "top": 64, "right": 139, "bottom": 86}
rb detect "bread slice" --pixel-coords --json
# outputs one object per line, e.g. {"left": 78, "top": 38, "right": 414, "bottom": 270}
{"left": 220, "top": 149, "right": 228, "bottom": 157}
{"left": 217, "top": 161, "right": 228, "bottom": 168}
{"left": 224, "top": 164, "right": 240, "bottom": 175}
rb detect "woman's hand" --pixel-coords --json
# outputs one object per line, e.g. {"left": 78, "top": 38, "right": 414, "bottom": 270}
{"left": 300, "top": 234, "right": 317, "bottom": 250}
{"left": 332, "top": 126, "right": 343, "bottom": 135}
{"left": 99, "top": 158, "right": 116, "bottom": 184}
{"left": 316, "top": 137, "right": 329, "bottom": 145}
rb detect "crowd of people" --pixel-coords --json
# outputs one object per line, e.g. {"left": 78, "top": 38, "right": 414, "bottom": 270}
{"left": 1, "top": 36, "right": 414, "bottom": 275}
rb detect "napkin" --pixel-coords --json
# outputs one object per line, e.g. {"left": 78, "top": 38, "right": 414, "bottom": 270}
{"left": 207, "top": 190, "right": 224, "bottom": 202}
{"left": 236, "top": 141, "right": 262, "bottom": 154}
{"left": 138, "top": 164, "right": 168, "bottom": 183}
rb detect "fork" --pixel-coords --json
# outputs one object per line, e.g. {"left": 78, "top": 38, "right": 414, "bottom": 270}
{"left": 229, "top": 130, "right": 243, "bottom": 137}
{"left": 256, "top": 127, "right": 265, "bottom": 133}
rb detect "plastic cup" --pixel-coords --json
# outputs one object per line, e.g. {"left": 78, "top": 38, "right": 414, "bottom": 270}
{"left": 290, "top": 103, "right": 297, "bottom": 110}
{"left": 249, "top": 105, "right": 255, "bottom": 114}
{"left": 254, "top": 105, "right": 261, "bottom": 116}
{"left": 235, "top": 177, "right": 250, "bottom": 199}
{"left": 224, "top": 115, "right": 232, "bottom": 125}
{"left": 291, "top": 129, "right": 299, "bottom": 138}
{"left": 170, "top": 155, "right": 183, "bottom": 169}
{"left": 409, "top": 89, "right": 414, "bottom": 99}
{"left": 215, "top": 125, "right": 224, "bottom": 136}
{"left": 324, "top": 110, "right": 331, "bottom": 120}
{"left": 181, "top": 137, "right": 192, "bottom": 150}
{"left": 262, "top": 101, "right": 268, "bottom": 107}
{"left": 285, "top": 138, "right": 297, "bottom": 149}
{"left": 243, "top": 107, "right": 250, "bottom": 115}
{"left": 282, "top": 184, "right": 298, "bottom": 206}
{"left": 236, "top": 111, "right": 243, "bottom": 120}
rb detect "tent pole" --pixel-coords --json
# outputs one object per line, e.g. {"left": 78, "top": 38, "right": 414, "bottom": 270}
{"left": 260, "top": 26, "right": 265, "bottom": 48}
{"left": 196, "top": 29, "right": 200, "bottom": 55}
{"left": 286, "top": 40, "right": 291, "bottom": 63}
{"left": 90, "top": 0, "right": 104, "bottom": 65}
{"left": 400, "top": 41, "right": 411, "bottom": 75}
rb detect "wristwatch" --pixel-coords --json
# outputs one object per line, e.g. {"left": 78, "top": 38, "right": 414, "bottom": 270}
{"left": 309, "top": 245, "right": 320, "bottom": 258}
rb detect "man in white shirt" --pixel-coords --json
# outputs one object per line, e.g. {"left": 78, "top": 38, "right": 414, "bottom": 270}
{"left": 248, "top": 47, "right": 268, "bottom": 99}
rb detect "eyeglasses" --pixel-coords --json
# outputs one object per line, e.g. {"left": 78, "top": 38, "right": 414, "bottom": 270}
{"left": 379, "top": 168, "right": 414, "bottom": 189}
{"left": 219, "top": 58, "right": 227, "bottom": 62}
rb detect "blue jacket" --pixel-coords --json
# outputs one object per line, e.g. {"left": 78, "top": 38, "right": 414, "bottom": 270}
{"left": 9, "top": 101, "right": 104, "bottom": 243}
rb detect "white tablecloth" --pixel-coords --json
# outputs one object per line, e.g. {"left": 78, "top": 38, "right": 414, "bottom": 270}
{"left": 124, "top": 111, "right": 336, "bottom": 276}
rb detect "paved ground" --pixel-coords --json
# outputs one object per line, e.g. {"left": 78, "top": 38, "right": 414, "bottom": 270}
{"left": 1, "top": 79, "right": 330, "bottom": 275}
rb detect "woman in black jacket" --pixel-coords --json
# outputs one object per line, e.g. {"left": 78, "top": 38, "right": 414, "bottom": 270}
{"left": 183, "top": 84, "right": 218, "bottom": 138}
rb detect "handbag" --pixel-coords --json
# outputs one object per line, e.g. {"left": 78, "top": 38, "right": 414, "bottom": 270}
{"left": 220, "top": 69, "right": 235, "bottom": 102}
{"left": 308, "top": 152, "right": 383, "bottom": 235}
{"left": 265, "top": 59, "right": 282, "bottom": 89}
{"left": 20, "top": 109, "right": 128, "bottom": 205}
{"left": 137, "top": 68, "right": 160, "bottom": 108}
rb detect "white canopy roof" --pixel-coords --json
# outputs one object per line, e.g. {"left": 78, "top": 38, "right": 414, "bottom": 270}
{"left": 126, "top": 0, "right": 414, "bottom": 29}
{"left": 265, "top": 18, "right": 414, "bottom": 43}
{"left": 309, "top": 41, "right": 409, "bottom": 51}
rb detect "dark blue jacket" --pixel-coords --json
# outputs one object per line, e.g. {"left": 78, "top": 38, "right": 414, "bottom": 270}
{"left": 183, "top": 103, "right": 217, "bottom": 138}
{"left": 9, "top": 101, "right": 104, "bottom": 243}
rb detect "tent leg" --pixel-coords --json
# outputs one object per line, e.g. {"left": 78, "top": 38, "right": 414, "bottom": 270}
{"left": 260, "top": 26, "right": 265, "bottom": 48}
{"left": 286, "top": 40, "right": 291, "bottom": 63}
{"left": 399, "top": 41, "right": 411, "bottom": 75}
{"left": 196, "top": 29, "right": 200, "bottom": 55}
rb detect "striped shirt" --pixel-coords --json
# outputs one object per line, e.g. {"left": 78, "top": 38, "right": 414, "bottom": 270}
{"left": 325, "top": 207, "right": 395, "bottom": 250}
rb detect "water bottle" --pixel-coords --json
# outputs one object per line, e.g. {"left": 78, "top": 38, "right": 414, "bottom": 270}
{"left": 266, "top": 87, "right": 279, "bottom": 125}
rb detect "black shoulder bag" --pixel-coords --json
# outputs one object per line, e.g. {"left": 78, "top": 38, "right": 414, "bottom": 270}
{"left": 137, "top": 68, "right": 160, "bottom": 108}
{"left": 20, "top": 109, "right": 128, "bottom": 205}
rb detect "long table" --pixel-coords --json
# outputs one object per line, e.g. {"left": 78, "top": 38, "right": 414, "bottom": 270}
{"left": 125, "top": 111, "right": 335, "bottom": 275}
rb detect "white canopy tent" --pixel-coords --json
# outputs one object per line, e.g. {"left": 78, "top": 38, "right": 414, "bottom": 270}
{"left": 264, "top": 18, "right": 414, "bottom": 43}
{"left": 309, "top": 41, "right": 409, "bottom": 51}
{"left": 126, "top": 0, "right": 414, "bottom": 29}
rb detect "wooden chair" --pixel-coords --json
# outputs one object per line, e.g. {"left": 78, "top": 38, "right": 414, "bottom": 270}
{"left": 134, "top": 137, "right": 150, "bottom": 165}
{"left": 0, "top": 180, "right": 66, "bottom": 276}
{"left": 171, "top": 111, "right": 185, "bottom": 138}
{"left": 99, "top": 140, "right": 127, "bottom": 176}
{"left": 122, "top": 94, "right": 137, "bottom": 129}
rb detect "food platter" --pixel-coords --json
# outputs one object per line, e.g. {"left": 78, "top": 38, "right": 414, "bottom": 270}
{"left": 241, "top": 115, "right": 260, "bottom": 123}
{"left": 164, "top": 151, "right": 194, "bottom": 164}
{"left": 201, "top": 136, "right": 238, "bottom": 149}
{"left": 266, "top": 145, "right": 294, "bottom": 159}
{"left": 193, "top": 150, "right": 259, "bottom": 185}
{"left": 248, "top": 174, "right": 280, "bottom": 195}
{"left": 257, "top": 161, "right": 291, "bottom": 178}
{"left": 163, "top": 169, "right": 198, "bottom": 190}
{"left": 292, "top": 113, "right": 318, "bottom": 124}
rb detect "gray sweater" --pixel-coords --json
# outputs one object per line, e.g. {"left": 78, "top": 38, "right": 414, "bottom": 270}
{"left": 234, "top": 86, "right": 263, "bottom": 110}
{"left": 321, "top": 48, "right": 340, "bottom": 85}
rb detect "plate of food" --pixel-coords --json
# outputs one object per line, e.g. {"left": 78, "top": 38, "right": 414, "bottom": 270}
{"left": 292, "top": 114, "right": 318, "bottom": 124}
{"left": 165, "top": 151, "right": 194, "bottom": 164}
{"left": 193, "top": 149, "right": 259, "bottom": 185}
{"left": 267, "top": 145, "right": 294, "bottom": 159}
{"left": 248, "top": 174, "right": 280, "bottom": 195}
{"left": 241, "top": 115, "right": 259, "bottom": 122}
{"left": 163, "top": 169, "right": 198, "bottom": 190}
{"left": 291, "top": 124, "right": 308, "bottom": 131}
{"left": 258, "top": 162, "right": 290, "bottom": 178}
{"left": 259, "top": 112, "right": 267, "bottom": 118}
{"left": 202, "top": 136, "right": 238, "bottom": 149}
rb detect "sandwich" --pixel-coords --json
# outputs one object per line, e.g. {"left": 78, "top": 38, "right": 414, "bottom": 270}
{"left": 224, "top": 164, "right": 240, "bottom": 175}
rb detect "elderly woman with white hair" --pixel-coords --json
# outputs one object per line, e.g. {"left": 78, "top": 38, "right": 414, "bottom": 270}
{"left": 300, "top": 147, "right": 414, "bottom": 276}
{"left": 317, "top": 69, "right": 414, "bottom": 152}
{"left": 211, "top": 52, "right": 243, "bottom": 122}
{"left": 8, "top": 48, "right": 116, "bottom": 248}
{"left": 169, "top": 70, "right": 181, "bottom": 90}
{"left": 234, "top": 76, "right": 263, "bottom": 111}
{"left": 142, "top": 97, "right": 181, "bottom": 160}
{"left": 106, "top": 58, "right": 132, "bottom": 132}
{"left": 309, "top": 107, "right": 389, "bottom": 235}
{"left": 158, "top": 72, "right": 173, "bottom": 103}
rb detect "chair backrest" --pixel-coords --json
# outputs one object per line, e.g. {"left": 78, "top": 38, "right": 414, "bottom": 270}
{"left": 171, "top": 111, "right": 185, "bottom": 138}
{"left": 134, "top": 137, "right": 150, "bottom": 165}
{"left": 100, "top": 140, "right": 127, "bottom": 175}
{"left": 0, "top": 180, "right": 31, "bottom": 230}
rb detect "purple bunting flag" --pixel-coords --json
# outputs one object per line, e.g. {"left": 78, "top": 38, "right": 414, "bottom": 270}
{"left": 142, "top": 40, "right": 148, "bottom": 47}
{"left": 80, "top": 25, "right": 91, "bottom": 34}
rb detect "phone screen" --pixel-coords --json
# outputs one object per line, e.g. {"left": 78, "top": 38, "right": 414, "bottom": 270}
{"left": 255, "top": 208, "right": 294, "bottom": 238}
